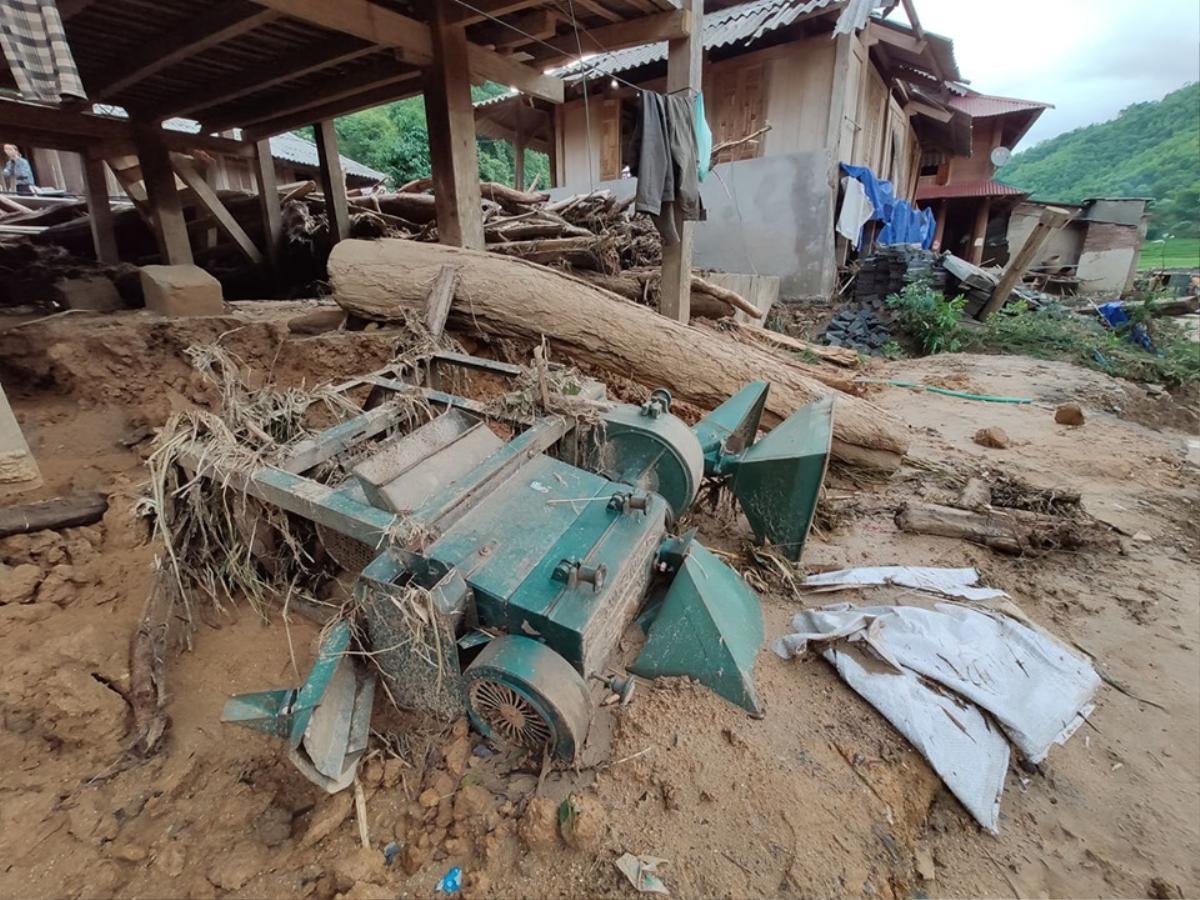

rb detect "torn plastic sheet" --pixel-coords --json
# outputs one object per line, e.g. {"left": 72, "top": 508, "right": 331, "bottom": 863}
{"left": 615, "top": 853, "right": 669, "bottom": 894}
{"left": 774, "top": 602, "right": 1100, "bottom": 830}
{"left": 823, "top": 641, "right": 1007, "bottom": 832}
{"left": 802, "top": 566, "right": 1009, "bottom": 602}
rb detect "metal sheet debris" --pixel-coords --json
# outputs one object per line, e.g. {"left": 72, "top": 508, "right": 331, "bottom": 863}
{"left": 774, "top": 601, "right": 1100, "bottom": 830}
{"left": 615, "top": 852, "right": 670, "bottom": 894}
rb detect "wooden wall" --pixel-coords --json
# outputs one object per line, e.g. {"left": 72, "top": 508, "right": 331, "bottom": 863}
{"left": 555, "top": 34, "right": 843, "bottom": 193}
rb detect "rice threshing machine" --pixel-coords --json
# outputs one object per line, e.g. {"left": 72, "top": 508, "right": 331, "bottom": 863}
{"left": 213, "top": 353, "right": 831, "bottom": 790}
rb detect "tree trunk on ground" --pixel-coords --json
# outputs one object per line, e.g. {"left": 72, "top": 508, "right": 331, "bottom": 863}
{"left": 895, "top": 501, "right": 1118, "bottom": 554}
{"left": 328, "top": 239, "right": 909, "bottom": 470}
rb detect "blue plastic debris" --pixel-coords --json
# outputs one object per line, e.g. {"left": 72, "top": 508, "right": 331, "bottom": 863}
{"left": 383, "top": 842, "right": 400, "bottom": 867}
{"left": 436, "top": 866, "right": 462, "bottom": 894}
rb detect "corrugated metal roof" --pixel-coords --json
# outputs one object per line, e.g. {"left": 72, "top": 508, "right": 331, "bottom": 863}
{"left": 95, "top": 107, "right": 387, "bottom": 180}
{"left": 945, "top": 91, "right": 1052, "bottom": 118}
{"left": 558, "top": 0, "right": 841, "bottom": 81}
{"left": 915, "top": 179, "right": 1027, "bottom": 201}
{"left": 267, "top": 131, "right": 387, "bottom": 181}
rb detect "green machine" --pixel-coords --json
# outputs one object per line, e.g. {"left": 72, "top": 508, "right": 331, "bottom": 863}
{"left": 213, "top": 354, "right": 832, "bottom": 784}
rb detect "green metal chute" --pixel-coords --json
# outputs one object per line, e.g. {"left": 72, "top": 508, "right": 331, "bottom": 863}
{"left": 631, "top": 542, "right": 764, "bottom": 715}
{"left": 731, "top": 396, "right": 833, "bottom": 561}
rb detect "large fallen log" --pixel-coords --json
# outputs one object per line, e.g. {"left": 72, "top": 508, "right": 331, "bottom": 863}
{"left": 328, "top": 239, "right": 909, "bottom": 470}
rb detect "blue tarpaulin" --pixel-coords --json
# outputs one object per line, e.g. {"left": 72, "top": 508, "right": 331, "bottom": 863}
{"left": 1097, "top": 302, "right": 1155, "bottom": 351}
{"left": 840, "top": 163, "right": 935, "bottom": 250}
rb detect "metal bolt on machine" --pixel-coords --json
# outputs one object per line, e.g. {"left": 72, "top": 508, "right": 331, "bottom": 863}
{"left": 212, "top": 353, "right": 832, "bottom": 790}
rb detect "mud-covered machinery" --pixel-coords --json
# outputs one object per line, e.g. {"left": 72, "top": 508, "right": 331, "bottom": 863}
{"left": 214, "top": 353, "right": 831, "bottom": 790}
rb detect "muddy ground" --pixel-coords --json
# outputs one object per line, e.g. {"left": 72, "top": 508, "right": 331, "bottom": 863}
{"left": 0, "top": 304, "right": 1197, "bottom": 899}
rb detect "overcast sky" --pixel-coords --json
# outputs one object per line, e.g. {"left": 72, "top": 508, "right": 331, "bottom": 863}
{"left": 889, "top": 0, "right": 1200, "bottom": 149}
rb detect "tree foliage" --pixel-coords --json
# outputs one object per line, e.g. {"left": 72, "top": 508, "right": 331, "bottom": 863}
{"left": 297, "top": 83, "right": 551, "bottom": 191}
{"left": 998, "top": 82, "right": 1200, "bottom": 238}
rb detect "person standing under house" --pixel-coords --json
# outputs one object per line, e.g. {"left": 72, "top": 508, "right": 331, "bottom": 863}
{"left": 3, "top": 144, "right": 35, "bottom": 195}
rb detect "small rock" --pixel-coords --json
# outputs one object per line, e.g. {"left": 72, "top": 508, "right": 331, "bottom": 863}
{"left": 1055, "top": 403, "right": 1085, "bottom": 426}
{"left": 1132, "top": 531, "right": 1153, "bottom": 543}
{"left": 206, "top": 842, "right": 269, "bottom": 892}
{"left": 0, "top": 533, "right": 33, "bottom": 565}
{"left": 419, "top": 788, "right": 441, "bottom": 809}
{"left": 559, "top": 793, "right": 607, "bottom": 851}
{"left": 300, "top": 792, "right": 354, "bottom": 848}
{"left": 915, "top": 847, "right": 936, "bottom": 882}
{"left": 443, "top": 735, "right": 471, "bottom": 776}
{"left": 381, "top": 757, "right": 406, "bottom": 789}
{"left": 155, "top": 843, "right": 186, "bottom": 877}
{"left": 111, "top": 844, "right": 147, "bottom": 863}
{"left": 254, "top": 804, "right": 293, "bottom": 847}
{"left": 332, "top": 847, "right": 384, "bottom": 890}
{"left": 973, "top": 427, "right": 1011, "bottom": 450}
{"left": 518, "top": 796, "right": 560, "bottom": 852}
{"left": 0, "top": 562, "right": 43, "bottom": 604}
{"left": 453, "top": 784, "right": 495, "bottom": 822}
{"left": 360, "top": 757, "right": 384, "bottom": 788}
{"left": 36, "top": 571, "right": 77, "bottom": 607}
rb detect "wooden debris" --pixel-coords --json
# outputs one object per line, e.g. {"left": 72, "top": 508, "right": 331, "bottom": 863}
{"left": 895, "top": 501, "right": 1119, "bottom": 554}
{"left": 424, "top": 264, "right": 461, "bottom": 339}
{"left": 0, "top": 491, "right": 108, "bottom": 537}
{"left": 327, "top": 238, "right": 910, "bottom": 470}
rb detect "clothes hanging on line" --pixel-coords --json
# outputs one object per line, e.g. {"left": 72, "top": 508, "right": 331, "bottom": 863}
{"left": 836, "top": 176, "right": 874, "bottom": 248}
{"left": 631, "top": 91, "right": 706, "bottom": 245}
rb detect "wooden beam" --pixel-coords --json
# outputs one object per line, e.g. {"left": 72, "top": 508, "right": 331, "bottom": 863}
{"left": 450, "top": 0, "right": 544, "bottom": 26}
{"left": 249, "top": 0, "right": 564, "bottom": 103}
{"left": 904, "top": 99, "right": 952, "bottom": 123}
{"left": 658, "top": 0, "right": 701, "bottom": 323}
{"left": 205, "top": 56, "right": 413, "bottom": 132}
{"left": 978, "top": 206, "right": 1072, "bottom": 319}
{"left": 535, "top": 8, "right": 690, "bottom": 64}
{"left": 169, "top": 152, "right": 264, "bottom": 265}
{"left": 133, "top": 125, "right": 193, "bottom": 265}
{"left": 242, "top": 76, "right": 422, "bottom": 141}
{"left": 425, "top": 6, "right": 485, "bottom": 250}
{"left": 313, "top": 120, "right": 350, "bottom": 243}
{"left": 82, "top": 155, "right": 119, "bottom": 264}
{"left": 571, "top": 0, "right": 623, "bottom": 23}
{"left": 864, "top": 21, "right": 926, "bottom": 55}
{"left": 470, "top": 9, "right": 557, "bottom": 51}
{"left": 93, "top": 1, "right": 279, "bottom": 100}
{"left": 900, "top": 0, "right": 925, "bottom": 40}
{"left": 253, "top": 139, "right": 283, "bottom": 276}
{"left": 158, "top": 37, "right": 376, "bottom": 120}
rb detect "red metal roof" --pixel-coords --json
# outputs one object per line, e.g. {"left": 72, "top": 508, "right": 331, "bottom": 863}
{"left": 916, "top": 179, "right": 1028, "bottom": 201}
{"left": 946, "top": 93, "right": 1052, "bottom": 118}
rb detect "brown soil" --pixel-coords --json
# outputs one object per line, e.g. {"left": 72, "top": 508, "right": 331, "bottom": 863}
{"left": 1, "top": 309, "right": 1197, "bottom": 899}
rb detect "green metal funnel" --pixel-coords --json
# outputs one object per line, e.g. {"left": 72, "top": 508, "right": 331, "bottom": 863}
{"left": 631, "top": 542, "right": 764, "bottom": 715}
{"left": 730, "top": 396, "right": 833, "bottom": 561}
{"left": 693, "top": 381, "right": 769, "bottom": 472}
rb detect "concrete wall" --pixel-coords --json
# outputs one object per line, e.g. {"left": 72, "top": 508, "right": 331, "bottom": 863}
{"left": 1008, "top": 203, "right": 1086, "bottom": 268}
{"left": 549, "top": 151, "right": 836, "bottom": 300}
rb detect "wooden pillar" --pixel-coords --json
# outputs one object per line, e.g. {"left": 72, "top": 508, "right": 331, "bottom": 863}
{"left": 314, "top": 119, "right": 350, "bottom": 243}
{"left": 82, "top": 155, "right": 119, "bottom": 264}
{"left": 133, "top": 123, "right": 193, "bottom": 265}
{"left": 968, "top": 196, "right": 991, "bottom": 265}
{"left": 659, "top": 0, "right": 702, "bottom": 323}
{"left": 424, "top": 3, "right": 484, "bottom": 249}
{"left": 978, "top": 206, "right": 1071, "bottom": 319}
{"left": 513, "top": 112, "right": 526, "bottom": 192}
{"left": 252, "top": 138, "right": 283, "bottom": 276}
{"left": 932, "top": 201, "right": 948, "bottom": 251}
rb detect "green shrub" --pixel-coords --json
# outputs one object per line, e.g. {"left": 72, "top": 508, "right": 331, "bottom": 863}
{"left": 885, "top": 282, "right": 966, "bottom": 354}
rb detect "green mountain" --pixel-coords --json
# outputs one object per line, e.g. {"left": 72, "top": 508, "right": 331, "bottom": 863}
{"left": 998, "top": 82, "right": 1200, "bottom": 237}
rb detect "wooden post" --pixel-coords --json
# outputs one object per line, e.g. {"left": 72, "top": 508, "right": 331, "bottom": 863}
{"left": 170, "top": 152, "right": 264, "bottom": 265}
{"left": 252, "top": 138, "right": 283, "bottom": 276}
{"left": 659, "top": 0, "right": 702, "bottom": 323}
{"left": 82, "top": 154, "right": 119, "bottom": 264}
{"left": 513, "top": 110, "right": 526, "bottom": 192}
{"left": 424, "top": 3, "right": 485, "bottom": 249}
{"left": 967, "top": 196, "right": 991, "bottom": 265}
{"left": 314, "top": 119, "right": 350, "bottom": 243}
{"left": 133, "top": 123, "right": 193, "bottom": 265}
{"left": 978, "top": 206, "right": 1072, "bottom": 320}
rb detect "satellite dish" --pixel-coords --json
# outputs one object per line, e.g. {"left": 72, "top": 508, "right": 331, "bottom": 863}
{"left": 990, "top": 146, "right": 1013, "bottom": 167}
